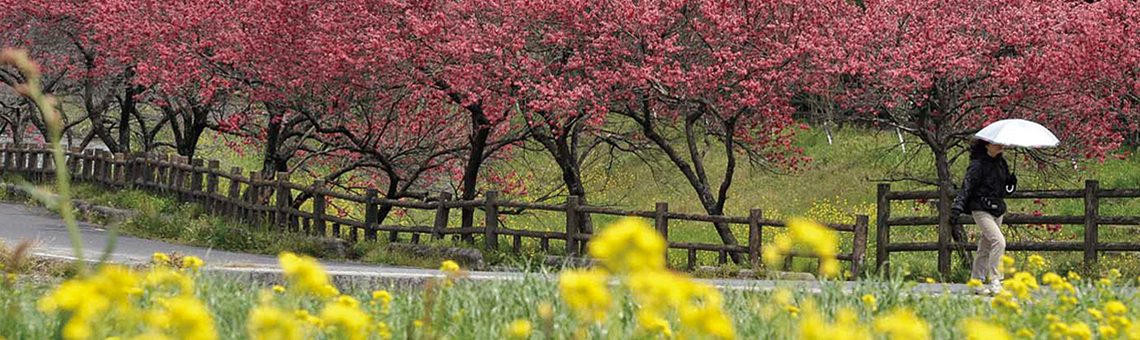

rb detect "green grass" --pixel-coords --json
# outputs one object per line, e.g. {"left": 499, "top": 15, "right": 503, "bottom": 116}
{"left": 1, "top": 269, "right": 1137, "bottom": 340}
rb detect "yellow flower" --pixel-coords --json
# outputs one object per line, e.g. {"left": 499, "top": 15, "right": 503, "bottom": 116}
{"left": 1100, "top": 325, "right": 1118, "bottom": 338}
{"left": 961, "top": 319, "right": 1010, "bottom": 340}
{"left": 294, "top": 310, "right": 322, "bottom": 326}
{"left": 1027, "top": 255, "right": 1046, "bottom": 271}
{"left": 247, "top": 305, "right": 301, "bottom": 340}
{"left": 336, "top": 295, "right": 360, "bottom": 309}
{"left": 1003, "top": 272, "right": 1038, "bottom": 300}
{"left": 678, "top": 289, "right": 735, "bottom": 340}
{"left": 558, "top": 269, "right": 611, "bottom": 322}
{"left": 376, "top": 321, "right": 393, "bottom": 340}
{"left": 1068, "top": 271, "right": 1081, "bottom": 281}
{"left": 1106, "top": 301, "right": 1128, "bottom": 315}
{"left": 991, "top": 291, "right": 1021, "bottom": 314}
{"left": 144, "top": 268, "right": 194, "bottom": 294}
{"left": 278, "top": 252, "right": 335, "bottom": 298}
{"left": 182, "top": 256, "right": 204, "bottom": 271}
{"left": 1109, "top": 316, "right": 1131, "bottom": 330}
{"left": 785, "top": 304, "right": 801, "bottom": 316}
{"left": 800, "top": 308, "right": 870, "bottom": 340}
{"left": 272, "top": 285, "right": 286, "bottom": 294}
{"left": 873, "top": 308, "right": 929, "bottom": 340}
{"left": 861, "top": 294, "right": 877, "bottom": 312}
{"left": 1042, "top": 272, "right": 1063, "bottom": 288}
{"left": 763, "top": 242, "right": 785, "bottom": 268}
{"left": 1110, "top": 268, "right": 1122, "bottom": 279}
{"left": 1088, "top": 308, "right": 1104, "bottom": 320}
{"left": 320, "top": 303, "right": 370, "bottom": 340}
{"left": 967, "top": 279, "right": 983, "bottom": 289}
{"left": 788, "top": 218, "right": 839, "bottom": 278}
{"left": 636, "top": 310, "right": 673, "bottom": 338}
{"left": 1068, "top": 322, "right": 1092, "bottom": 340}
{"left": 587, "top": 217, "right": 666, "bottom": 273}
{"left": 38, "top": 266, "right": 141, "bottom": 340}
{"left": 925, "top": 278, "right": 935, "bottom": 284}
{"left": 1016, "top": 328, "right": 1033, "bottom": 338}
{"left": 505, "top": 319, "right": 532, "bottom": 339}
{"left": 153, "top": 252, "right": 171, "bottom": 265}
{"left": 164, "top": 296, "right": 218, "bottom": 340}
{"left": 1049, "top": 322, "right": 1069, "bottom": 339}
{"left": 371, "top": 290, "right": 393, "bottom": 314}
{"left": 440, "top": 260, "right": 460, "bottom": 273}
{"left": 1099, "top": 278, "right": 1113, "bottom": 286}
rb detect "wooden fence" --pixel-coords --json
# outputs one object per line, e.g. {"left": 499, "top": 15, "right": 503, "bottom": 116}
{"left": 877, "top": 181, "right": 1140, "bottom": 277}
{"left": 0, "top": 144, "right": 870, "bottom": 276}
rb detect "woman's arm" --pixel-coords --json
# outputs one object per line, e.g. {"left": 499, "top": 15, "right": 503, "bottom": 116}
{"left": 952, "top": 160, "right": 981, "bottom": 214}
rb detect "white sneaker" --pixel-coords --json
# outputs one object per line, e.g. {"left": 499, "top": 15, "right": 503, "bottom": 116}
{"left": 973, "top": 285, "right": 991, "bottom": 295}
{"left": 989, "top": 279, "right": 1003, "bottom": 294}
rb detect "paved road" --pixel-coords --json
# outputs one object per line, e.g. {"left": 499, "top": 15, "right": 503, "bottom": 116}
{"left": 0, "top": 201, "right": 972, "bottom": 293}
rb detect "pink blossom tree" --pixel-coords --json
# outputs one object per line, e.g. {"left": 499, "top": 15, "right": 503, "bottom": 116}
{"left": 826, "top": 0, "right": 1140, "bottom": 273}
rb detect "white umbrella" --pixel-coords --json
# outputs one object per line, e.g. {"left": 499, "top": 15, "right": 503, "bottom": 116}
{"left": 974, "top": 119, "right": 1059, "bottom": 148}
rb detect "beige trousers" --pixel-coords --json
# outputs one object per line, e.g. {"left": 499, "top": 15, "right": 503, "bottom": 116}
{"left": 970, "top": 211, "right": 1006, "bottom": 282}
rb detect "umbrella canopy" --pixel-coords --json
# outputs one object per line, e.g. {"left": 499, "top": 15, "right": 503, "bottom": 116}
{"left": 974, "top": 119, "right": 1059, "bottom": 148}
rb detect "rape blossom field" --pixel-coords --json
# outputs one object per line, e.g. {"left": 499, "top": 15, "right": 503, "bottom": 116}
{"left": 3, "top": 217, "right": 1139, "bottom": 340}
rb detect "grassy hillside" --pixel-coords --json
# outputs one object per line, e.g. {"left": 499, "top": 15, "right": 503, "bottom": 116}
{"left": 68, "top": 126, "right": 1140, "bottom": 280}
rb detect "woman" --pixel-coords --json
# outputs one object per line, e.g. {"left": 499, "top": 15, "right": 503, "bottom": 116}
{"left": 952, "top": 139, "right": 1017, "bottom": 295}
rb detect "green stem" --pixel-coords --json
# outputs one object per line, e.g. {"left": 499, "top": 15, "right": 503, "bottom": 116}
{"left": 24, "top": 66, "right": 85, "bottom": 275}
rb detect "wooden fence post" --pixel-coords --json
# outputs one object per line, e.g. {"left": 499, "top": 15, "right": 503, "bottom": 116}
{"left": 226, "top": 167, "right": 243, "bottom": 218}
{"left": 484, "top": 191, "right": 499, "bottom": 250}
{"left": 190, "top": 159, "right": 204, "bottom": 203}
{"left": 852, "top": 215, "right": 870, "bottom": 278}
{"left": 656, "top": 202, "right": 669, "bottom": 266}
{"left": 83, "top": 149, "right": 95, "bottom": 180}
{"left": 276, "top": 172, "right": 290, "bottom": 231}
{"left": 364, "top": 189, "right": 378, "bottom": 241}
{"left": 156, "top": 154, "right": 169, "bottom": 193}
{"left": 124, "top": 153, "right": 136, "bottom": 188}
{"left": 246, "top": 170, "right": 261, "bottom": 225}
{"left": 876, "top": 183, "right": 892, "bottom": 275}
{"left": 433, "top": 192, "right": 452, "bottom": 240}
{"left": 1, "top": 144, "right": 9, "bottom": 170}
{"left": 176, "top": 156, "right": 190, "bottom": 200}
{"left": 94, "top": 150, "right": 107, "bottom": 185}
{"left": 112, "top": 153, "right": 125, "bottom": 187}
{"left": 206, "top": 160, "right": 220, "bottom": 211}
{"left": 312, "top": 180, "right": 326, "bottom": 237}
{"left": 14, "top": 145, "right": 25, "bottom": 173}
{"left": 565, "top": 196, "right": 580, "bottom": 256}
{"left": 1084, "top": 180, "right": 1100, "bottom": 269}
{"left": 67, "top": 148, "right": 80, "bottom": 174}
{"left": 42, "top": 149, "right": 55, "bottom": 175}
{"left": 748, "top": 209, "right": 763, "bottom": 272}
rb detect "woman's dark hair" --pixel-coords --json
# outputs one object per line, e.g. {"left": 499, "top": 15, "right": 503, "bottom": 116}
{"left": 969, "top": 139, "right": 991, "bottom": 159}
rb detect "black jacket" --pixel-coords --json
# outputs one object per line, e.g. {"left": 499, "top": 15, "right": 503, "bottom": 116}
{"left": 951, "top": 152, "right": 1017, "bottom": 217}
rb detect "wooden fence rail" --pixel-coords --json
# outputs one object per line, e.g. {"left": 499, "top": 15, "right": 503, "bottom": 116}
{"left": 877, "top": 180, "right": 1140, "bottom": 277}
{"left": 0, "top": 145, "right": 869, "bottom": 276}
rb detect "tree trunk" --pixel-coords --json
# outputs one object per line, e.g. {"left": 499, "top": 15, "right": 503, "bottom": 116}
{"left": 459, "top": 106, "right": 490, "bottom": 243}
{"left": 631, "top": 103, "right": 743, "bottom": 263}
{"left": 933, "top": 145, "right": 972, "bottom": 274}
{"left": 548, "top": 130, "right": 594, "bottom": 234}
{"left": 262, "top": 102, "right": 288, "bottom": 172}
{"left": 119, "top": 67, "right": 140, "bottom": 153}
